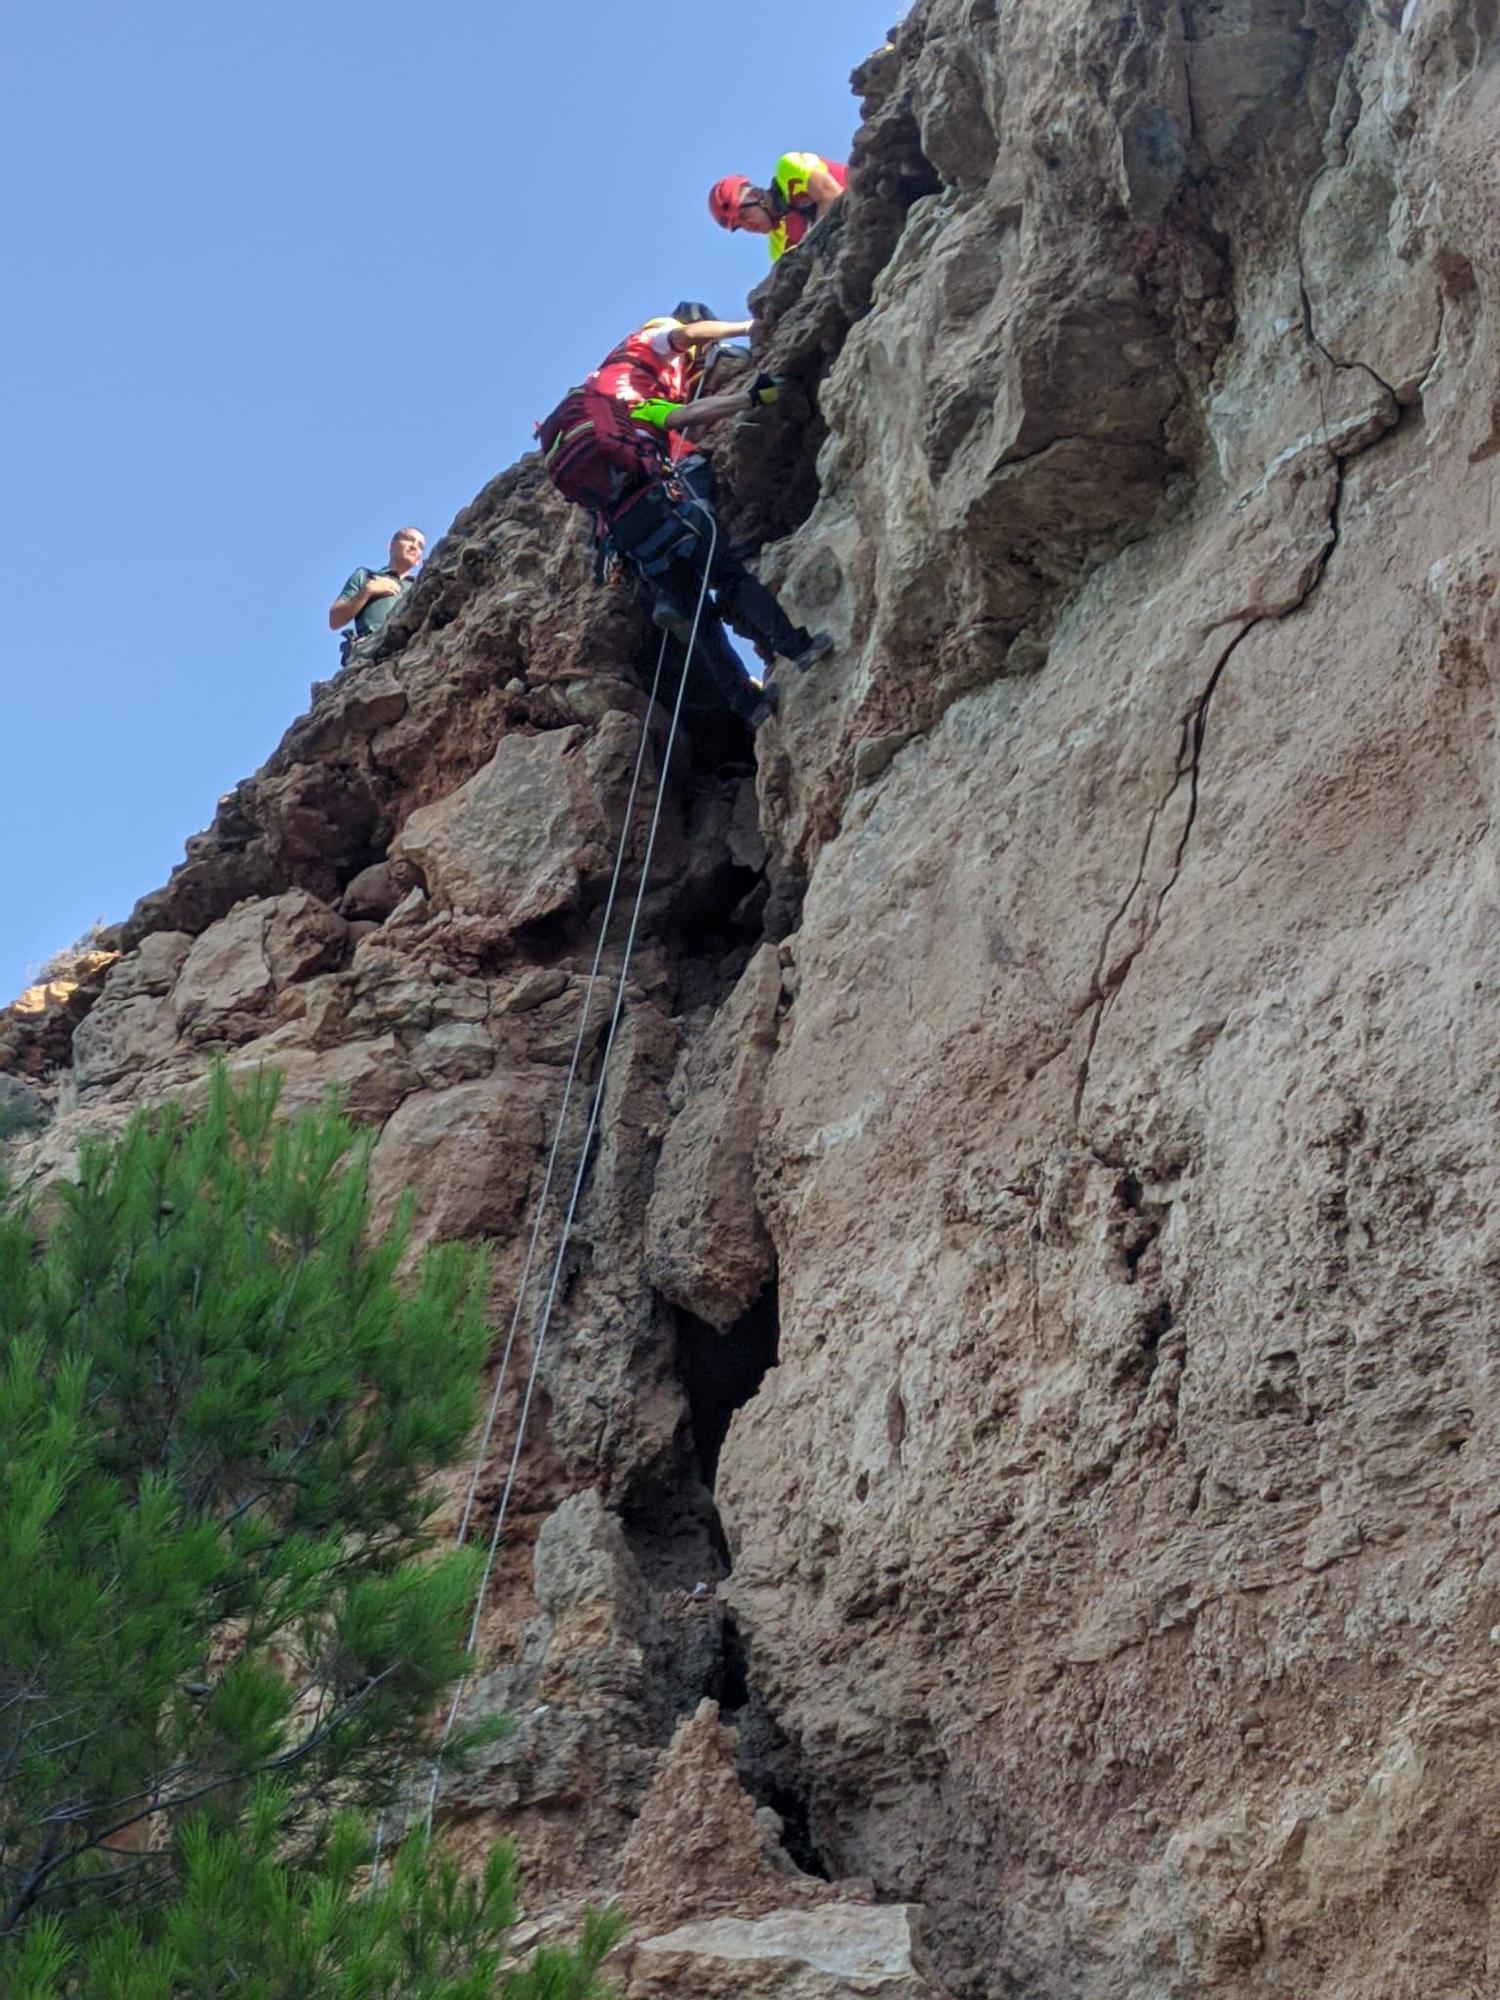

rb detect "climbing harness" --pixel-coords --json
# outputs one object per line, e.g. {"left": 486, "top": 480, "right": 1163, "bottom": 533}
{"left": 398, "top": 496, "right": 723, "bottom": 1847}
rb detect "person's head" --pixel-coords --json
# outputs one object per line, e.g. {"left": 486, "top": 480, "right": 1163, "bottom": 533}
{"left": 708, "top": 176, "right": 776, "bottom": 236}
{"left": 672, "top": 300, "right": 715, "bottom": 326}
{"left": 388, "top": 526, "right": 425, "bottom": 576}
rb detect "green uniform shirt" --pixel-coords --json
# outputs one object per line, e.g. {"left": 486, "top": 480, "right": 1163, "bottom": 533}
{"left": 338, "top": 566, "right": 412, "bottom": 638}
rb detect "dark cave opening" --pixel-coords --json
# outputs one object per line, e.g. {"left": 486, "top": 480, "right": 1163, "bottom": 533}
{"left": 617, "top": 1277, "right": 832, "bottom": 1880}
{"left": 674, "top": 1286, "right": 781, "bottom": 1490}
{"left": 671, "top": 1286, "right": 831, "bottom": 1875}
{"left": 719, "top": 1613, "right": 832, "bottom": 1881}
{"left": 618, "top": 1283, "right": 780, "bottom": 1587}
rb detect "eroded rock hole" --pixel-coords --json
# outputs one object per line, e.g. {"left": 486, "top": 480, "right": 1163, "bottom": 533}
{"left": 720, "top": 1613, "right": 832, "bottom": 1882}
{"left": 674, "top": 1286, "right": 780, "bottom": 1489}
{"left": 618, "top": 1284, "right": 779, "bottom": 1591}
{"left": 1139, "top": 1299, "right": 1174, "bottom": 1381}
{"left": 622, "top": 1285, "right": 827, "bottom": 1874}
{"left": 620, "top": 1464, "right": 728, "bottom": 1594}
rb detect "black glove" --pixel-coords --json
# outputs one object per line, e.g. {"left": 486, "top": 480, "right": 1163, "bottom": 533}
{"left": 746, "top": 371, "right": 783, "bottom": 408}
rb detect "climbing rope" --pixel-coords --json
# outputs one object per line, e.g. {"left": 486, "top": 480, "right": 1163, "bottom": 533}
{"left": 411, "top": 498, "right": 723, "bottom": 1841}
{"left": 443, "top": 463, "right": 732, "bottom": 1563}
{"left": 374, "top": 624, "right": 672, "bottom": 1872}
{"left": 449, "top": 624, "right": 676, "bottom": 1559}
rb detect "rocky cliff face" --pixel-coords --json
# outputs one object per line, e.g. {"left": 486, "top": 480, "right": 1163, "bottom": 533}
{"left": 10, "top": 2, "right": 1500, "bottom": 1994}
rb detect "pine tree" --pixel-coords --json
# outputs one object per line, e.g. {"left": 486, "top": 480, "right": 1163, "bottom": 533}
{"left": 0, "top": 1069, "right": 621, "bottom": 1996}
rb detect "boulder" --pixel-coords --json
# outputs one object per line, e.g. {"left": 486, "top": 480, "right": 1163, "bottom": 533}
{"left": 410, "top": 1022, "right": 496, "bottom": 1088}
{"left": 368, "top": 1068, "right": 552, "bottom": 1248}
{"left": 645, "top": 947, "right": 782, "bottom": 1329}
{"left": 72, "top": 992, "right": 179, "bottom": 1094}
{"left": 339, "top": 860, "right": 401, "bottom": 922}
{"left": 624, "top": 1904, "right": 945, "bottom": 1999}
{"left": 172, "top": 900, "right": 275, "bottom": 1045}
{"left": 263, "top": 889, "right": 349, "bottom": 984}
{"left": 389, "top": 713, "right": 646, "bottom": 928}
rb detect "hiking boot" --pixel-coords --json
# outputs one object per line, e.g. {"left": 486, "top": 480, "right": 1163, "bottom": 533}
{"left": 786, "top": 630, "right": 834, "bottom": 673}
{"left": 747, "top": 679, "right": 780, "bottom": 730}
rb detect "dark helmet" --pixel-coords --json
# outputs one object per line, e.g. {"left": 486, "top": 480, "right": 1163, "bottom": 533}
{"left": 672, "top": 301, "right": 715, "bottom": 324}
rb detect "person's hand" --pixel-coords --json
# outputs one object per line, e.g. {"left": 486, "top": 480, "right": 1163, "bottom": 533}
{"left": 365, "top": 574, "right": 403, "bottom": 599}
{"left": 747, "top": 372, "right": 783, "bottom": 408}
{"left": 629, "top": 398, "right": 679, "bottom": 431}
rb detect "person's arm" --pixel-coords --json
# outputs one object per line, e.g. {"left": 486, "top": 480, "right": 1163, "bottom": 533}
{"left": 628, "top": 391, "right": 742, "bottom": 438}
{"left": 327, "top": 571, "right": 400, "bottom": 630}
{"left": 669, "top": 318, "right": 753, "bottom": 351}
{"left": 660, "top": 375, "right": 783, "bottom": 435}
{"left": 662, "top": 387, "right": 748, "bottom": 434}
{"left": 775, "top": 152, "right": 845, "bottom": 220}
{"left": 801, "top": 165, "right": 845, "bottom": 217}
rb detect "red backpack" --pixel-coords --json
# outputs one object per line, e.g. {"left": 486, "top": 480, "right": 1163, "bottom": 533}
{"left": 535, "top": 387, "right": 663, "bottom": 518}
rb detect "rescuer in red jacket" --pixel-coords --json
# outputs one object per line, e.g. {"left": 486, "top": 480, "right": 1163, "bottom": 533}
{"left": 586, "top": 304, "right": 769, "bottom": 458}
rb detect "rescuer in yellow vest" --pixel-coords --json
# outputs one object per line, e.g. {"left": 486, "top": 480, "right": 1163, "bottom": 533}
{"left": 708, "top": 153, "right": 849, "bottom": 261}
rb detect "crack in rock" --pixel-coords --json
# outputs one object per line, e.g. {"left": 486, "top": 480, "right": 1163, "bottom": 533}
{"left": 1073, "top": 384, "right": 1404, "bottom": 1129}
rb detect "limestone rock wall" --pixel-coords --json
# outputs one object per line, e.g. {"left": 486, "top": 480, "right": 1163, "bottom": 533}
{"left": 9, "top": 2, "right": 1500, "bottom": 1995}
{"left": 714, "top": 2, "right": 1500, "bottom": 1995}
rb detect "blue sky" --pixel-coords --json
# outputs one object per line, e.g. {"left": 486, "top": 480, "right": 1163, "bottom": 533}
{"left": 1, "top": 0, "right": 899, "bottom": 1003}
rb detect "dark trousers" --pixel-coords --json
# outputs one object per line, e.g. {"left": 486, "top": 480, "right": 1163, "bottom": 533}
{"left": 610, "top": 468, "right": 807, "bottom": 669}
{"left": 673, "top": 455, "right": 806, "bottom": 663}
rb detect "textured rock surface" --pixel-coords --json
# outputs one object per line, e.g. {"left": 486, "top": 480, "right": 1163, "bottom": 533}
{"left": 389, "top": 715, "right": 646, "bottom": 928}
{"left": 8, "top": 2, "right": 1500, "bottom": 1995}
{"left": 713, "top": 4, "right": 1500, "bottom": 1996}
{"left": 645, "top": 943, "right": 782, "bottom": 1328}
{"left": 617, "top": 1700, "right": 834, "bottom": 1932}
{"left": 621, "top": 1904, "right": 946, "bottom": 1999}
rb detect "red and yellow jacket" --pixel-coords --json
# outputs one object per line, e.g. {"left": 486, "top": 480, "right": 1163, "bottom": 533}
{"left": 768, "top": 152, "right": 849, "bottom": 261}
{"left": 586, "top": 320, "right": 704, "bottom": 460}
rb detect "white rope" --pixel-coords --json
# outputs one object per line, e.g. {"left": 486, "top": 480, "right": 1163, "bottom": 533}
{"left": 417, "top": 500, "right": 723, "bottom": 1839}
{"left": 370, "top": 608, "right": 678, "bottom": 1886}
{"left": 450, "top": 622, "right": 677, "bottom": 1554}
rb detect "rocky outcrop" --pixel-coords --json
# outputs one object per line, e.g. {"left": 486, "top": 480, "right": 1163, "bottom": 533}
{"left": 10, "top": 1, "right": 1500, "bottom": 1994}
{"left": 621, "top": 1903, "right": 947, "bottom": 1999}
{"left": 613, "top": 1703, "right": 948, "bottom": 1998}
{"left": 645, "top": 943, "right": 782, "bottom": 1328}
{"left": 709, "top": 3, "right": 1500, "bottom": 1995}
{"left": 1, "top": 946, "right": 118, "bottom": 1080}
{"left": 617, "top": 1700, "right": 834, "bottom": 1932}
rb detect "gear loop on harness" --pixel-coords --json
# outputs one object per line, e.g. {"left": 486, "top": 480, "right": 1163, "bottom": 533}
{"left": 608, "top": 490, "right": 701, "bottom": 578}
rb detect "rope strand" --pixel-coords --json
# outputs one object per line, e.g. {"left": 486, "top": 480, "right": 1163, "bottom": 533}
{"left": 418, "top": 501, "right": 723, "bottom": 1839}
{"left": 371, "top": 612, "right": 679, "bottom": 1888}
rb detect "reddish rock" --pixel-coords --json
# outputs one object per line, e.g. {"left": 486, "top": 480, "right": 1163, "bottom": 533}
{"left": 618, "top": 1701, "right": 832, "bottom": 1934}
{"left": 339, "top": 859, "right": 401, "bottom": 921}
{"left": 263, "top": 888, "right": 349, "bottom": 984}
{"left": 12, "top": 5, "right": 1500, "bottom": 1996}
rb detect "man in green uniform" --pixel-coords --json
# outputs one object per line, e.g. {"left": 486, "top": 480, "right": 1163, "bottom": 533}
{"left": 328, "top": 527, "right": 425, "bottom": 655}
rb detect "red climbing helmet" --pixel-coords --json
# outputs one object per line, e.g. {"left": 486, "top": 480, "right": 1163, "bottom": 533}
{"left": 708, "top": 175, "right": 752, "bottom": 229}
